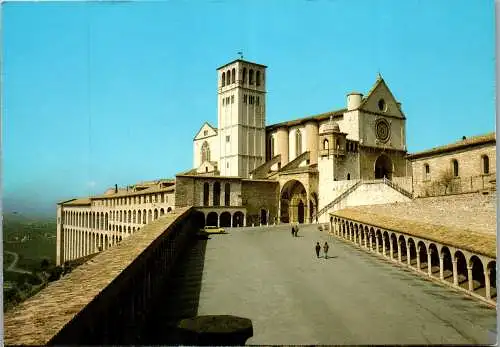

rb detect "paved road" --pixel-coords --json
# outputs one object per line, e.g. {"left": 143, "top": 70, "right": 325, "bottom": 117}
{"left": 196, "top": 224, "right": 497, "bottom": 345}
{"left": 4, "top": 250, "right": 31, "bottom": 274}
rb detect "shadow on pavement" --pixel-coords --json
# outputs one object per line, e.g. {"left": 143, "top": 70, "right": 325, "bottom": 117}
{"left": 141, "top": 235, "right": 208, "bottom": 344}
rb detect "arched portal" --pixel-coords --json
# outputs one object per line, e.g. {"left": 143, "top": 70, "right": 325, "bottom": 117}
{"left": 297, "top": 201, "right": 305, "bottom": 224}
{"left": 280, "top": 180, "right": 307, "bottom": 224}
{"left": 220, "top": 212, "right": 231, "bottom": 227}
{"left": 233, "top": 211, "right": 244, "bottom": 227}
{"left": 260, "top": 209, "right": 267, "bottom": 225}
{"left": 206, "top": 212, "right": 218, "bottom": 227}
{"left": 374, "top": 154, "right": 393, "bottom": 179}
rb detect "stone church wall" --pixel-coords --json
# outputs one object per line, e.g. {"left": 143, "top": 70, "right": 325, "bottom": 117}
{"left": 241, "top": 180, "right": 279, "bottom": 225}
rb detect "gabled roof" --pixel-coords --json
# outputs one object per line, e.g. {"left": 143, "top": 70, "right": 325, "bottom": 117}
{"left": 357, "top": 74, "right": 404, "bottom": 118}
{"left": 407, "top": 132, "right": 496, "bottom": 160}
{"left": 193, "top": 121, "right": 218, "bottom": 140}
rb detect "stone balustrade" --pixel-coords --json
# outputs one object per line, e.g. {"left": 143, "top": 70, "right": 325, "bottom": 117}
{"left": 4, "top": 207, "right": 198, "bottom": 345}
{"left": 330, "top": 209, "right": 496, "bottom": 306}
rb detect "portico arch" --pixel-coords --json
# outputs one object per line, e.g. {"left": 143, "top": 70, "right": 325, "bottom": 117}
{"left": 220, "top": 212, "right": 231, "bottom": 227}
{"left": 206, "top": 212, "right": 218, "bottom": 227}
{"left": 374, "top": 154, "right": 393, "bottom": 179}
{"left": 233, "top": 211, "right": 244, "bottom": 227}
{"left": 280, "top": 179, "right": 307, "bottom": 224}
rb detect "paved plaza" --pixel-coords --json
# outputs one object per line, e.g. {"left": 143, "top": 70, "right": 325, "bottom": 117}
{"left": 194, "top": 224, "right": 496, "bottom": 345}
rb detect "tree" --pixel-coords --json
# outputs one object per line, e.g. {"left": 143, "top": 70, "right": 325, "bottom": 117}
{"left": 39, "top": 258, "right": 50, "bottom": 272}
{"left": 438, "top": 168, "right": 455, "bottom": 194}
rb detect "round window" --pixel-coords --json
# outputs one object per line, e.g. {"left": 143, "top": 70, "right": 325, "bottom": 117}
{"left": 375, "top": 119, "right": 390, "bottom": 142}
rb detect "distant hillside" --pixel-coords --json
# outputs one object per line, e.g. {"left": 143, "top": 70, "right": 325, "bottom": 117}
{"left": 3, "top": 213, "right": 57, "bottom": 266}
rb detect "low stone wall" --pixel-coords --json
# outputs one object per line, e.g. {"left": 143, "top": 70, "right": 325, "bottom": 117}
{"left": 4, "top": 207, "right": 197, "bottom": 345}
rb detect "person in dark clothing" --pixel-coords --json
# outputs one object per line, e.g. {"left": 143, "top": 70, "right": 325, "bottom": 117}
{"left": 294, "top": 225, "right": 299, "bottom": 237}
{"left": 315, "top": 242, "right": 321, "bottom": 258}
{"left": 323, "top": 242, "right": 329, "bottom": 259}
{"left": 291, "top": 226, "right": 295, "bottom": 237}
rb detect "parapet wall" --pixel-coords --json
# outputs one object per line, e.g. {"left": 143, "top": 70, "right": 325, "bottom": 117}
{"left": 4, "top": 207, "right": 197, "bottom": 346}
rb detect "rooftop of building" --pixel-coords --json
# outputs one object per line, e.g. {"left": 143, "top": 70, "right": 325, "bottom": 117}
{"left": 407, "top": 132, "right": 496, "bottom": 160}
{"left": 216, "top": 58, "right": 268, "bottom": 71}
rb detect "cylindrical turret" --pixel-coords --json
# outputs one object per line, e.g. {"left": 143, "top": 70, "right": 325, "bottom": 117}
{"left": 347, "top": 92, "right": 363, "bottom": 111}
{"left": 276, "top": 127, "right": 289, "bottom": 165}
{"left": 305, "top": 121, "right": 319, "bottom": 164}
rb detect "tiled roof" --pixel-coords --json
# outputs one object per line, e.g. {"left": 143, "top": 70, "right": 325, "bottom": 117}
{"left": 407, "top": 132, "right": 496, "bottom": 159}
{"left": 266, "top": 108, "right": 346, "bottom": 131}
{"left": 216, "top": 59, "right": 267, "bottom": 70}
{"left": 61, "top": 198, "right": 91, "bottom": 206}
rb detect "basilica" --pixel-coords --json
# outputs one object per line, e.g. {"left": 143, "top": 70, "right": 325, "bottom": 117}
{"left": 55, "top": 57, "right": 495, "bottom": 266}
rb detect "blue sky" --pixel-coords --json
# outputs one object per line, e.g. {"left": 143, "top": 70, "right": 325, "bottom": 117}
{"left": 2, "top": 0, "right": 495, "bottom": 216}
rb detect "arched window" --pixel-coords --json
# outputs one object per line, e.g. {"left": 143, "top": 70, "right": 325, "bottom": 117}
{"left": 201, "top": 141, "right": 210, "bottom": 163}
{"left": 224, "top": 183, "right": 231, "bottom": 206}
{"left": 249, "top": 69, "right": 254, "bottom": 85}
{"left": 222, "top": 72, "right": 225, "bottom": 87}
{"left": 256, "top": 71, "right": 261, "bottom": 86}
{"left": 203, "top": 183, "right": 209, "bottom": 206}
{"left": 482, "top": 155, "right": 490, "bottom": 174}
{"left": 323, "top": 139, "right": 329, "bottom": 150}
{"left": 452, "top": 159, "right": 459, "bottom": 177}
{"left": 295, "top": 130, "right": 302, "bottom": 157}
{"left": 227, "top": 70, "right": 231, "bottom": 85}
{"left": 347, "top": 173, "right": 351, "bottom": 180}
{"left": 213, "top": 182, "right": 221, "bottom": 206}
{"left": 242, "top": 68, "right": 247, "bottom": 84}
{"left": 232, "top": 68, "right": 235, "bottom": 83}
{"left": 424, "top": 163, "right": 430, "bottom": 180}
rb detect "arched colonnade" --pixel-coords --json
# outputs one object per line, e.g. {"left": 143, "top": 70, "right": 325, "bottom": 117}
{"left": 330, "top": 216, "right": 497, "bottom": 303}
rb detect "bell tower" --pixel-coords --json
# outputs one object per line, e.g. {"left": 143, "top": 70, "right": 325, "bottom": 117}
{"left": 217, "top": 57, "right": 267, "bottom": 177}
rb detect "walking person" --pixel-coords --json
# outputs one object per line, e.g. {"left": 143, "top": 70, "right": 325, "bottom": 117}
{"left": 295, "top": 224, "right": 299, "bottom": 237}
{"left": 291, "top": 225, "right": 295, "bottom": 237}
{"left": 323, "top": 241, "right": 329, "bottom": 259}
{"left": 315, "top": 242, "right": 321, "bottom": 258}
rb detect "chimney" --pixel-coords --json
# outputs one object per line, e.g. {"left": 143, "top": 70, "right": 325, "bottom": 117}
{"left": 462, "top": 136, "right": 466, "bottom": 140}
{"left": 115, "top": 184, "right": 118, "bottom": 193}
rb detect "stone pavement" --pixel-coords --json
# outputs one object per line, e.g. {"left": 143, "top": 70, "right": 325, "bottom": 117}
{"left": 195, "top": 224, "right": 496, "bottom": 345}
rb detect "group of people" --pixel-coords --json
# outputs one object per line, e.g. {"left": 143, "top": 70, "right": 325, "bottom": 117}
{"left": 290, "top": 224, "right": 330, "bottom": 258}
{"left": 315, "top": 241, "right": 329, "bottom": 259}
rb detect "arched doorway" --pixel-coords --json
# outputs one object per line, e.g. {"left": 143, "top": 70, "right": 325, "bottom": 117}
{"left": 374, "top": 154, "right": 393, "bottom": 179}
{"left": 220, "top": 212, "right": 231, "bottom": 227}
{"left": 233, "top": 211, "right": 244, "bottom": 227}
{"left": 206, "top": 212, "right": 218, "bottom": 227}
{"left": 280, "top": 180, "right": 307, "bottom": 224}
{"left": 260, "top": 209, "right": 267, "bottom": 225}
{"left": 297, "top": 200, "right": 305, "bottom": 224}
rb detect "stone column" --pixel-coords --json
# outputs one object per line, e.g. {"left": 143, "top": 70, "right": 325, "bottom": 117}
{"left": 467, "top": 266, "right": 474, "bottom": 292}
{"left": 452, "top": 259, "right": 458, "bottom": 286}
{"left": 398, "top": 241, "right": 402, "bottom": 263}
{"left": 354, "top": 231, "right": 357, "bottom": 245}
{"left": 382, "top": 237, "right": 386, "bottom": 257}
{"left": 389, "top": 240, "right": 394, "bottom": 261}
{"left": 375, "top": 236, "right": 379, "bottom": 254}
{"left": 439, "top": 254, "right": 444, "bottom": 280}
{"left": 416, "top": 248, "right": 421, "bottom": 271}
{"left": 485, "top": 268, "right": 491, "bottom": 300}
{"left": 364, "top": 232, "right": 367, "bottom": 248}
{"left": 427, "top": 252, "right": 432, "bottom": 276}
{"left": 407, "top": 247, "right": 411, "bottom": 266}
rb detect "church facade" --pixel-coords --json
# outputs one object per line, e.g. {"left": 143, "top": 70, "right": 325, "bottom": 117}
{"left": 187, "top": 58, "right": 412, "bottom": 226}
